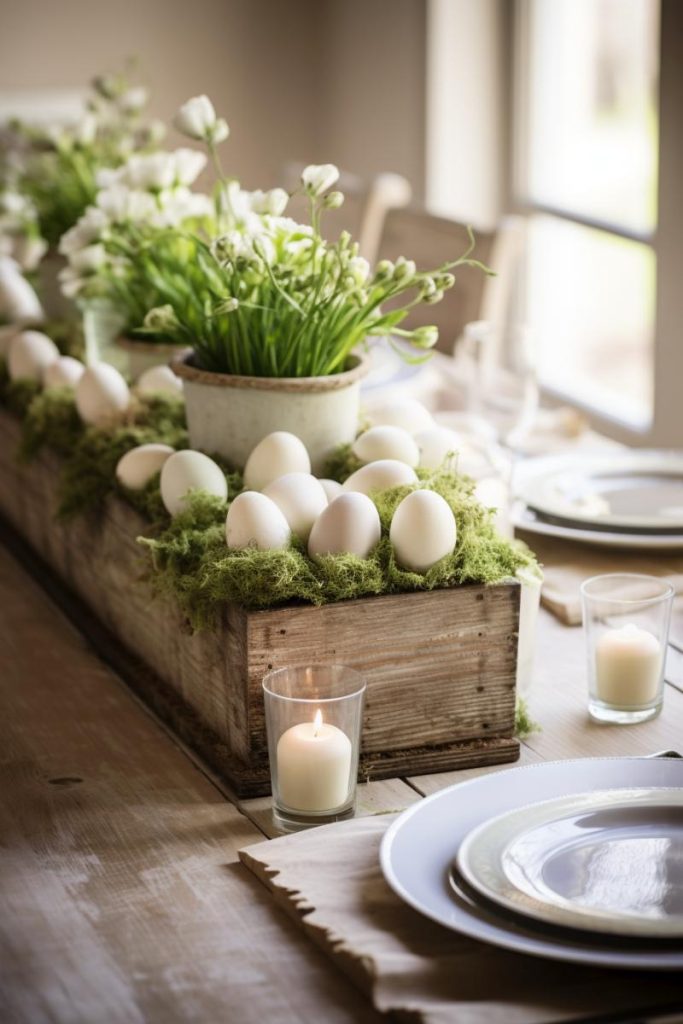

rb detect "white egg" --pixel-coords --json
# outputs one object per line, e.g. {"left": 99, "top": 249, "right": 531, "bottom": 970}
{"left": 319, "top": 478, "right": 343, "bottom": 502}
{"left": 226, "top": 491, "right": 291, "bottom": 551}
{"left": 136, "top": 364, "right": 184, "bottom": 396}
{"left": 263, "top": 472, "right": 328, "bottom": 542}
{"left": 75, "top": 363, "right": 130, "bottom": 426}
{"left": 160, "top": 450, "right": 228, "bottom": 517}
{"left": 474, "top": 476, "right": 512, "bottom": 538}
{"left": 365, "top": 398, "right": 435, "bottom": 435}
{"left": 415, "top": 426, "right": 462, "bottom": 470}
{"left": 352, "top": 425, "right": 420, "bottom": 467}
{"left": 116, "top": 443, "right": 175, "bottom": 491}
{"left": 8, "top": 330, "right": 59, "bottom": 381}
{"left": 243, "top": 431, "right": 311, "bottom": 491}
{"left": 308, "top": 492, "right": 381, "bottom": 559}
{"left": 43, "top": 355, "right": 85, "bottom": 390}
{"left": 0, "top": 259, "right": 44, "bottom": 324}
{"left": 390, "top": 490, "right": 457, "bottom": 573}
{"left": 343, "top": 459, "right": 418, "bottom": 496}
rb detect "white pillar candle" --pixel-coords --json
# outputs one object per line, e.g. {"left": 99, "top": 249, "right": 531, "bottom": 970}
{"left": 595, "top": 623, "right": 662, "bottom": 707}
{"left": 277, "top": 709, "right": 352, "bottom": 812}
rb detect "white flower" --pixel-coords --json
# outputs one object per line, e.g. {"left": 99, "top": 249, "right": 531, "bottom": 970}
{"left": 97, "top": 185, "right": 157, "bottom": 223}
{"left": 301, "top": 164, "right": 339, "bottom": 197}
{"left": 122, "top": 152, "right": 176, "bottom": 190}
{"left": 118, "top": 86, "right": 148, "bottom": 112}
{"left": 75, "top": 113, "right": 98, "bottom": 146}
{"left": 95, "top": 167, "right": 122, "bottom": 189}
{"left": 220, "top": 181, "right": 262, "bottom": 233}
{"left": 59, "top": 207, "right": 109, "bottom": 254}
{"left": 348, "top": 256, "right": 370, "bottom": 285}
{"left": 150, "top": 188, "right": 213, "bottom": 227}
{"left": 1, "top": 191, "right": 28, "bottom": 216}
{"left": 172, "top": 148, "right": 207, "bottom": 186}
{"left": 68, "top": 243, "right": 107, "bottom": 273}
{"left": 249, "top": 188, "right": 288, "bottom": 216}
{"left": 143, "top": 304, "right": 180, "bottom": 332}
{"left": 174, "top": 95, "right": 229, "bottom": 144}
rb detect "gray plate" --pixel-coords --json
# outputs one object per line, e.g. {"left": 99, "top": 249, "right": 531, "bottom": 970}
{"left": 380, "top": 758, "right": 683, "bottom": 970}
{"left": 456, "top": 788, "right": 683, "bottom": 938}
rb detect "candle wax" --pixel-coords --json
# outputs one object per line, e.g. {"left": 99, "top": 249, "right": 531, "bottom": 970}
{"left": 595, "top": 622, "right": 661, "bottom": 707}
{"left": 277, "top": 718, "right": 352, "bottom": 812}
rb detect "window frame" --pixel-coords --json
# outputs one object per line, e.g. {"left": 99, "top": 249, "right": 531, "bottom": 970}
{"left": 507, "top": 0, "right": 682, "bottom": 446}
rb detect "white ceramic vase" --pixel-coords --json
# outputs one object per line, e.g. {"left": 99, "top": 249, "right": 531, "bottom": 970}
{"left": 171, "top": 350, "right": 369, "bottom": 473}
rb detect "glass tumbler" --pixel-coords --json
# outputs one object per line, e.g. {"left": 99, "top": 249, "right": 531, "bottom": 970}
{"left": 262, "top": 665, "right": 366, "bottom": 832}
{"left": 581, "top": 573, "right": 674, "bottom": 724}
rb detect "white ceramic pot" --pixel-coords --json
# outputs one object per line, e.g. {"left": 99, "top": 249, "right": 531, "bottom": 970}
{"left": 117, "top": 335, "right": 186, "bottom": 382}
{"left": 172, "top": 350, "right": 369, "bottom": 473}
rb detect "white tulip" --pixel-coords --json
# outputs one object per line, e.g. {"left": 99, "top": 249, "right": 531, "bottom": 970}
{"left": 58, "top": 207, "right": 109, "bottom": 254}
{"left": 301, "top": 164, "right": 340, "bottom": 197}
{"left": 172, "top": 148, "right": 207, "bottom": 186}
{"left": 68, "top": 243, "right": 107, "bottom": 273}
{"left": 174, "top": 95, "right": 228, "bottom": 144}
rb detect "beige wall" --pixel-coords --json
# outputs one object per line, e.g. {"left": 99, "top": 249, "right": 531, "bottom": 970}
{"left": 0, "top": 0, "right": 427, "bottom": 193}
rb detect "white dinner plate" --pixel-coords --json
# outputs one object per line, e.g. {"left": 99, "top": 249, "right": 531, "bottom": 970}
{"left": 456, "top": 787, "right": 683, "bottom": 939}
{"left": 380, "top": 758, "right": 683, "bottom": 970}
{"left": 511, "top": 501, "right": 683, "bottom": 551}
{"left": 515, "top": 452, "right": 683, "bottom": 532}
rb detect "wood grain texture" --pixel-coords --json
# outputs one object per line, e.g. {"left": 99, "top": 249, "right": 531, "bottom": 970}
{"left": 0, "top": 544, "right": 383, "bottom": 1024}
{"left": 0, "top": 406, "right": 521, "bottom": 794}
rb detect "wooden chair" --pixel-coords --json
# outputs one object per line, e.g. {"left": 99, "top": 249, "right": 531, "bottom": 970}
{"left": 376, "top": 206, "right": 497, "bottom": 354}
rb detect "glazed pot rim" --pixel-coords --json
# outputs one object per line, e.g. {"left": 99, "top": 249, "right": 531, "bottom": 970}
{"left": 170, "top": 348, "right": 370, "bottom": 393}
{"left": 117, "top": 334, "right": 186, "bottom": 355}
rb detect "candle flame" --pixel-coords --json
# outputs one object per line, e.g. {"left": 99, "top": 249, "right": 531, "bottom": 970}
{"left": 313, "top": 708, "right": 323, "bottom": 735}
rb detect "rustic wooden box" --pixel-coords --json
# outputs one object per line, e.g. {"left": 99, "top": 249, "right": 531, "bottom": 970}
{"left": 0, "top": 407, "right": 520, "bottom": 796}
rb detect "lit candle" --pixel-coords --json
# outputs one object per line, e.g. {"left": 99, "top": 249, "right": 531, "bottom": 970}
{"left": 277, "top": 709, "right": 352, "bottom": 812}
{"left": 595, "top": 623, "right": 662, "bottom": 707}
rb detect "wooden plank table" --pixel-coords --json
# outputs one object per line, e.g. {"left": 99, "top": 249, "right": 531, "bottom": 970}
{"left": 2, "top": 537, "right": 682, "bottom": 1022}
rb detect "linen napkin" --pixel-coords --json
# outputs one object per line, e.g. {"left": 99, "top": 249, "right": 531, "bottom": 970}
{"left": 240, "top": 815, "right": 683, "bottom": 1024}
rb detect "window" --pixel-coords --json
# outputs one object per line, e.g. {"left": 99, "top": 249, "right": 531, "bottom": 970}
{"left": 515, "top": 0, "right": 660, "bottom": 432}
{"left": 428, "top": 0, "right": 683, "bottom": 445}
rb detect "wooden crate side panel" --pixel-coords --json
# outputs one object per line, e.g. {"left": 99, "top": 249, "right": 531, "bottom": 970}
{"left": 0, "top": 412, "right": 250, "bottom": 760}
{"left": 245, "top": 585, "right": 519, "bottom": 756}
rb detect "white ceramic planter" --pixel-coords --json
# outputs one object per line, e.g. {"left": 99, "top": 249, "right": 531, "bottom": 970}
{"left": 172, "top": 351, "right": 369, "bottom": 473}
{"left": 117, "top": 336, "right": 186, "bottom": 382}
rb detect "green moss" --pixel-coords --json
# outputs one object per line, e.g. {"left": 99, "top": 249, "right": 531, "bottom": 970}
{"left": 323, "top": 443, "right": 363, "bottom": 482}
{"left": 1, "top": 376, "right": 42, "bottom": 418}
{"left": 139, "top": 466, "right": 535, "bottom": 630}
{"left": 57, "top": 394, "right": 187, "bottom": 519}
{"left": 515, "top": 697, "right": 541, "bottom": 739}
{"left": 19, "top": 386, "right": 83, "bottom": 459}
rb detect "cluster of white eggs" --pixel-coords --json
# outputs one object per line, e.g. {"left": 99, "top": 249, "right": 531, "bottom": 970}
{"left": 116, "top": 398, "right": 462, "bottom": 574}
{"left": 4, "top": 329, "right": 183, "bottom": 426}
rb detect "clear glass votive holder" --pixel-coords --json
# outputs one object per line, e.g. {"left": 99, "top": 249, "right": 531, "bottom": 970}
{"left": 581, "top": 573, "right": 674, "bottom": 724}
{"left": 262, "top": 665, "right": 366, "bottom": 833}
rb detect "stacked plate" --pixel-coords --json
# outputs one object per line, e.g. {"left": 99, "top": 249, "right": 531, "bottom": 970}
{"left": 511, "top": 451, "right": 683, "bottom": 550}
{"left": 380, "top": 757, "right": 683, "bottom": 969}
